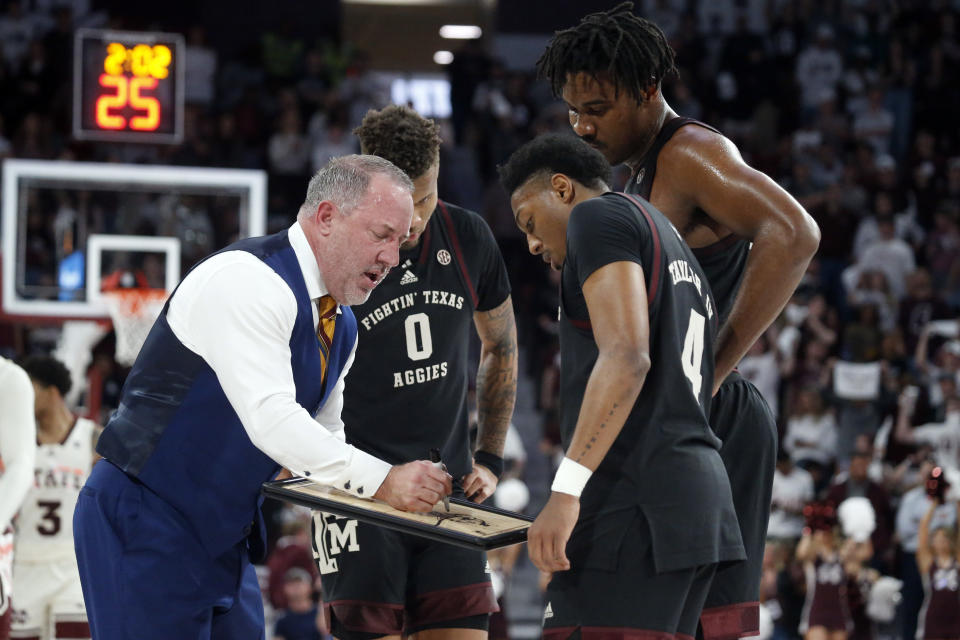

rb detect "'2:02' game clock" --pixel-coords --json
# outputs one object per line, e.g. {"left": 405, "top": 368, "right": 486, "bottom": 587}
{"left": 73, "top": 29, "right": 185, "bottom": 144}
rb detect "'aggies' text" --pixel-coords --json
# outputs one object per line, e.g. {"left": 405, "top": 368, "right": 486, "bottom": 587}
{"left": 394, "top": 362, "right": 449, "bottom": 388}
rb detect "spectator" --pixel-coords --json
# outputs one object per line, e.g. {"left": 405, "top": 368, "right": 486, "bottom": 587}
{"left": 266, "top": 514, "right": 319, "bottom": 612}
{"left": 841, "top": 302, "right": 884, "bottom": 362}
{"left": 784, "top": 386, "right": 838, "bottom": 491}
{"left": 768, "top": 450, "right": 816, "bottom": 541}
{"left": 185, "top": 26, "right": 217, "bottom": 107}
{"left": 826, "top": 445, "right": 895, "bottom": 564}
{"left": 338, "top": 51, "right": 390, "bottom": 130}
{"left": 857, "top": 214, "right": 916, "bottom": 301}
{"left": 272, "top": 568, "right": 329, "bottom": 640}
{"left": 852, "top": 188, "right": 895, "bottom": 261}
{"left": 268, "top": 108, "right": 309, "bottom": 177}
{"left": 740, "top": 329, "right": 784, "bottom": 419}
{"left": 297, "top": 48, "right": 329, "bottom": 113}
{"left": 309, "top": 109, "right": 356, "bottom": 174}
{"left": 852, "top": 86, "right": 894, "bottom": 156}
{"left": 795, "top": 24, "right": 843, "bottom": 115}
{"left": 914, "top": 324, "right": 960, "bottom": 417}
{"left": 895, "top": 385, "right": 960, "bottom": 471}
{"left": 446, "top": 38, "right": 491, "bottom": 145}
{"left": 0, "top": 1, "right": 35, "bottom": 73}
{"left": 924, "top": 209, "right": 960, "bottom": 305}
{"left": 899, "top": 269, "right": 954, "bottom": 354}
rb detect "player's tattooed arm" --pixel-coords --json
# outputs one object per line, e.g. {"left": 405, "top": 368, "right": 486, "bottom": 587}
{"left": 567, "top": 261, "right": 650, "bottom": 470}
{"left": 473, "top": 295, "right": 519, "bottom": 457}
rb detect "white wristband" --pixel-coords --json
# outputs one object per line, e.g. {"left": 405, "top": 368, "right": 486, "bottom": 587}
{"left": 551, "top": 457, "right": 593, "bottom": 497}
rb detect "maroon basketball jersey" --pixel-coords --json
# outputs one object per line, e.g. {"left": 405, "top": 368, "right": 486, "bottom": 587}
{"left": 921, "top": 559, "right": 960, "bottom": 639}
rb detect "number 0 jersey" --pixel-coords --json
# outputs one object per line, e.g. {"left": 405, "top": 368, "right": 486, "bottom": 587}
{"left": 343, "top": 201, "right": 511, "bottom": 479}
{"left": 559, "top": 193, "right": 743, "bottom": 573}
{"left": 15, "top": 417, "right": 97, "bottom": 562}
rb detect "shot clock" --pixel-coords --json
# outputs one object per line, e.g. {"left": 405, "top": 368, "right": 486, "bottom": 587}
{"left": 73, "top": 29, "right": 185, "bottom": 143}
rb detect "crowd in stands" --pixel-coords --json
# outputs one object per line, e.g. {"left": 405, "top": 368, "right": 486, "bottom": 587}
{"left": 1, "top": 0, "right": 959, "bottom": 638}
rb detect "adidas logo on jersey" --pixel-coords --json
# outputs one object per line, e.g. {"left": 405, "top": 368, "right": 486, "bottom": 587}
{"left": 400, "top": 270, "right": 418, "bottom": 285}
{"left": 543, "top": 601, "right": 554, "bottom": 621}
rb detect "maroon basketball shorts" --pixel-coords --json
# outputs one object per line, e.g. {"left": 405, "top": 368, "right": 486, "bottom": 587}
{"left": 542, "top": 511, "right": 718, "bottom": 639}
{"left": 700, "top": 374, "right": 777, "bottom": 640}
{"left": 312, "top": 513, "right": 497, "bottom": 639}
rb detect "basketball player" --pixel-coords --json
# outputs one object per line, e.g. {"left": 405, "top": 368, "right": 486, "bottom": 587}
{"left": 313, "top": 105, "right": 517, "bottom": 639}
{"left": 0, "top": 358, "right": 37, "bottom": 640}
{"left": 500, "top": 134, "right": 743, "bottom": 638}
{"left": 11, "top": 356, "right": 97, "bottom": 640}
{"left": 73, "top": 156, "right": 453, "bottom": 640}
{"left": 539, "top": 5, "right": 820, "bottom": 636}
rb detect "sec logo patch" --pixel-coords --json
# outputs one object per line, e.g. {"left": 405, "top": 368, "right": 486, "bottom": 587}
{"left": 437, "top": 249, "right": 451, "bottom": 265}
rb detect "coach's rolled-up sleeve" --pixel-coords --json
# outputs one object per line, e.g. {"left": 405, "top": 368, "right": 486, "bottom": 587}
{"left": 167, "top": 252, "right": 391, "bottom": 498}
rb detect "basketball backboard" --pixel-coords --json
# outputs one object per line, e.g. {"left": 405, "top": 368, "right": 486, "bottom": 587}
{"left": 1, "top": 159, "right": 266, "bottom": 320}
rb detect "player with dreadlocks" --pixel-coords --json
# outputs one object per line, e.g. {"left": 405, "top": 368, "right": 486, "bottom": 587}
{"left": 538, "top": 3, "right": 820, "bottom": 639}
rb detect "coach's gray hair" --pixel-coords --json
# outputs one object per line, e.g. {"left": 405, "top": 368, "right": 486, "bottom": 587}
{"left": 298, "top": 154, "right": 414, "bottom": 219}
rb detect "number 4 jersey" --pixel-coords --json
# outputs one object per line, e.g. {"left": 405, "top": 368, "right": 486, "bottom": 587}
{"left": 559, "top": 192, "right": 743, "bottom": 573}
{"left": 15, "top": 417, "right": 97, "bottom": 562}
{"left": 342, "top": 201, "right": 511, "bottom": 480}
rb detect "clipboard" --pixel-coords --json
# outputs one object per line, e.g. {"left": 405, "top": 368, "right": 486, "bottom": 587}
{"left": 262, "top": 477, "right": 532, "bottom": 551}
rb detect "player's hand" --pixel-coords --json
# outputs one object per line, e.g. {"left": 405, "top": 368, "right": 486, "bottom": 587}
{"left": 462, "top": 463, "right": 498, "bottom": 503}
{"left": 528, "top": 492, "right": 579, "bottom": 573}
{"left": 374, "top": 460, "right": 452, "bottom": 513}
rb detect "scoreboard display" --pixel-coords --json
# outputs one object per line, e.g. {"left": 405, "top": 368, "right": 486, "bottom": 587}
{"left": 73, "top": 29, "right": 184, "bottom": 144}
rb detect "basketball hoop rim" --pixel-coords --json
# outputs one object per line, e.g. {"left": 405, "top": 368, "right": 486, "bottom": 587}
{"left": 102, "top": 288, "right": 169, "bottom": 316}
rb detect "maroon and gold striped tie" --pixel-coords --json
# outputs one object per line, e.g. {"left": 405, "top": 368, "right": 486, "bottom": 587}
{"left": 316, "top": 295, "right": 338, "bottom": 383}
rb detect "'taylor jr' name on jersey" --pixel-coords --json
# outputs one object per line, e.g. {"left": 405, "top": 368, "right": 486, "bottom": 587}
{"left": 667, "top": 259, "right": 715, "bottom": 320}
{"left": 358, "top": 289, "right": 466, "bottom": 331}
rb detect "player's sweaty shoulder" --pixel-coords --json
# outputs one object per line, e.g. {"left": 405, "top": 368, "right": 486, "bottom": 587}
{"left": 658, "top": 123, "right": 735, "bottom": 182}
{"left": 657, "top": 124, "right": 743, "bottom": 212}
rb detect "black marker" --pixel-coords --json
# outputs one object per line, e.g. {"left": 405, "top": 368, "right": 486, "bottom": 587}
{"left": 428, "top": 448, "right": 450, "bottom": 512}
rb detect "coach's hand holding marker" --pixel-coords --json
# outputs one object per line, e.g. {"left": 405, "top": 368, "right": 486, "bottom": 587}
{"left": 373, "top": 459, "right": 452, "bottom": 513}
{"left": 529, "top": 457, "right": 592, "bottom": 573}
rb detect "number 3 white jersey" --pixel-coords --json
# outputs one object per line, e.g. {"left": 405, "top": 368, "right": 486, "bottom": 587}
{"left": 15, "top": 418, "right": 96, "bottom": 562}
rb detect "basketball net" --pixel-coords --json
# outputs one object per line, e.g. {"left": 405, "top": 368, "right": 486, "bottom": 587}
{"left": 102, "top": 289, "right": 168, "bottom": 367}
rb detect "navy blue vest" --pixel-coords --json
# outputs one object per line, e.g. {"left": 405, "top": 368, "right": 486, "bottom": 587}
{"left": 96, "top": 230, "right": 358, "bottom": 556}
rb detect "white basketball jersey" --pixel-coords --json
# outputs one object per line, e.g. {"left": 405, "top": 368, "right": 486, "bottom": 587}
{"left": 15, "top": 418, "right": 96, "bottom": 562}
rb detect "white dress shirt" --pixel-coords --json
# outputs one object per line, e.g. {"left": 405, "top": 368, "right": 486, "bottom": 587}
{"left": 0, "top": 357, "right": 37, "bottom": 528}
{"left": 166, "top": 222, "right": 391, "bottom": 498}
